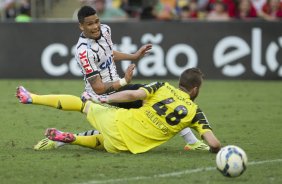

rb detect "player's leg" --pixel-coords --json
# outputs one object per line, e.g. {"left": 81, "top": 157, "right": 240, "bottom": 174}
{"left": 16, "top": 86, "right": 84, "bottom": 111}
{"left": 180, "top": 128, "right": 210, "bottom": 151}
{"left": 34, "top": 129, "right": 100, "bottom": 150}
{"left": 72, "top": 134, "right": 104, "bottom": 149}
{"left": 44, "top": 100, "right": 120, "bottom": 152}
{"left": 83, "top": 101, "right": 126, "bottom": 153}
{"left": 45, "top": 128, "right": 105, "bottom": 149}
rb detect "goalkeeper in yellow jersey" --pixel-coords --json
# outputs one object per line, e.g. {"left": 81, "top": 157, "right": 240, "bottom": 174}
{"left": 28, "top": 68, "right": 221, "bottom": 154}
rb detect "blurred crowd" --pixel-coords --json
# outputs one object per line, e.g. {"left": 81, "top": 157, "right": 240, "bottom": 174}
{"left": 1, "top": 0, "right": 282, "bottom": 22}
{"left": 76, "top": 0, "right": 282, "bottom": 21}
{"left": 0, "top": 0, "right": 31, "bottom": 22}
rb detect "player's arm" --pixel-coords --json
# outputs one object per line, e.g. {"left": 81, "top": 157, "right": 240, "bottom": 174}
{"left": 106, "top": 89, "right": 147, "bottom": 103}
{"left": 113, "top": 44, "right": 152, "bottom": 62}
{"left": 202, "top": 131, "right": 221, "bottom": 153}
{"left": 93, "top": 82, "right": 163, "bottom": 103}
{"left": 88, "top": 64, "right": 135, "bottom": 95}
{"left": 190, "top": 108, "right": 221, "bottom": 153}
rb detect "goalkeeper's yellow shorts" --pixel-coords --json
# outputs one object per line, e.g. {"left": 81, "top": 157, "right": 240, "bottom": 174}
{"left": 85, "top": 101, "right": 128, "bottom": 153}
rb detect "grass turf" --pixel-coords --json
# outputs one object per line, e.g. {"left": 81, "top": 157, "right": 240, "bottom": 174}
{"left": 0, "top": 79, "right": 282, "bottom": 184}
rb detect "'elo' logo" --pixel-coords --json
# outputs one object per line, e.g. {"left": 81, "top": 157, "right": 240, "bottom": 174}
{"left": 214, "top": 28, "right": 282, "bottom": 77}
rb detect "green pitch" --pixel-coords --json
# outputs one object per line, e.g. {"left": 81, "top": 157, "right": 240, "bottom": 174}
{"left": 0, "top": 79, "right": 281, "bottom": 184}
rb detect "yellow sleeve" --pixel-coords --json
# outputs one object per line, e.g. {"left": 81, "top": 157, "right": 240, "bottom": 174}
{"left": 139, "top": 82, "right": 165, "bottom": 100}
{"left": 190, "top": 108, "right": 213, "bottom": 136}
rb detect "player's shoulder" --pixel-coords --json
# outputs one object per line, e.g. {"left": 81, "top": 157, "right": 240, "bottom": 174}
{"left": 143, "top": 81, "right": 165, "bottom": 88}
{"left": 141, "top": 82, "right": 165, "bottom": 94}
{"left": 101, "top": 24, "right": 111, "bottom": 30}
{"left": 101, "top": 24, "right": 111, "bottom": 34}
{"left": 76, "top": 33, "right": 89, "bottom": 51}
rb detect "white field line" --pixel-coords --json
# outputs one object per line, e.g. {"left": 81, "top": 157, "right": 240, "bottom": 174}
{"left": 77, "top": 158, "right": 282, "bottom": 184}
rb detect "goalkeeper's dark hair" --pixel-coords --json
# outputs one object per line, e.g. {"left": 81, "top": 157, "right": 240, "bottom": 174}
{"left": 77, "top": 6, "right": 96, "bottom": 23}
{"left": 179, "top": 68, "right": 204, "bottom": 91}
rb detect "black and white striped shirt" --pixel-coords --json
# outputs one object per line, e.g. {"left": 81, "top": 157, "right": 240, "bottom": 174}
{"left": 75, "top": 24, "right": 120, "bottom": 95}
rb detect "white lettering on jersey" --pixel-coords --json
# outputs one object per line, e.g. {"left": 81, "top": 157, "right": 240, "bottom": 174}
{"left": 79, "top": 50, "right": 93, "bottom": 75}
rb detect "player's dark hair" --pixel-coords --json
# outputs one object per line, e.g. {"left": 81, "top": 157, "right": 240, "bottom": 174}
{"left": 179, "top": 68, "right": 203, "bottom": 91}
{"left": 77, "top": 6, "right": 96, "bottom": 23}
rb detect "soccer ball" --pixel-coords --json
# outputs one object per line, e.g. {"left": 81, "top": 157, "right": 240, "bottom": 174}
{"left": 216, "top": 145, "right": 248, "bottom": 177}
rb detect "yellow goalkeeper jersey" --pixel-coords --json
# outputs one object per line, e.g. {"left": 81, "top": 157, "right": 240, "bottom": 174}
{"left": 115, "top": 82, "right": 212, "bottom": 154}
